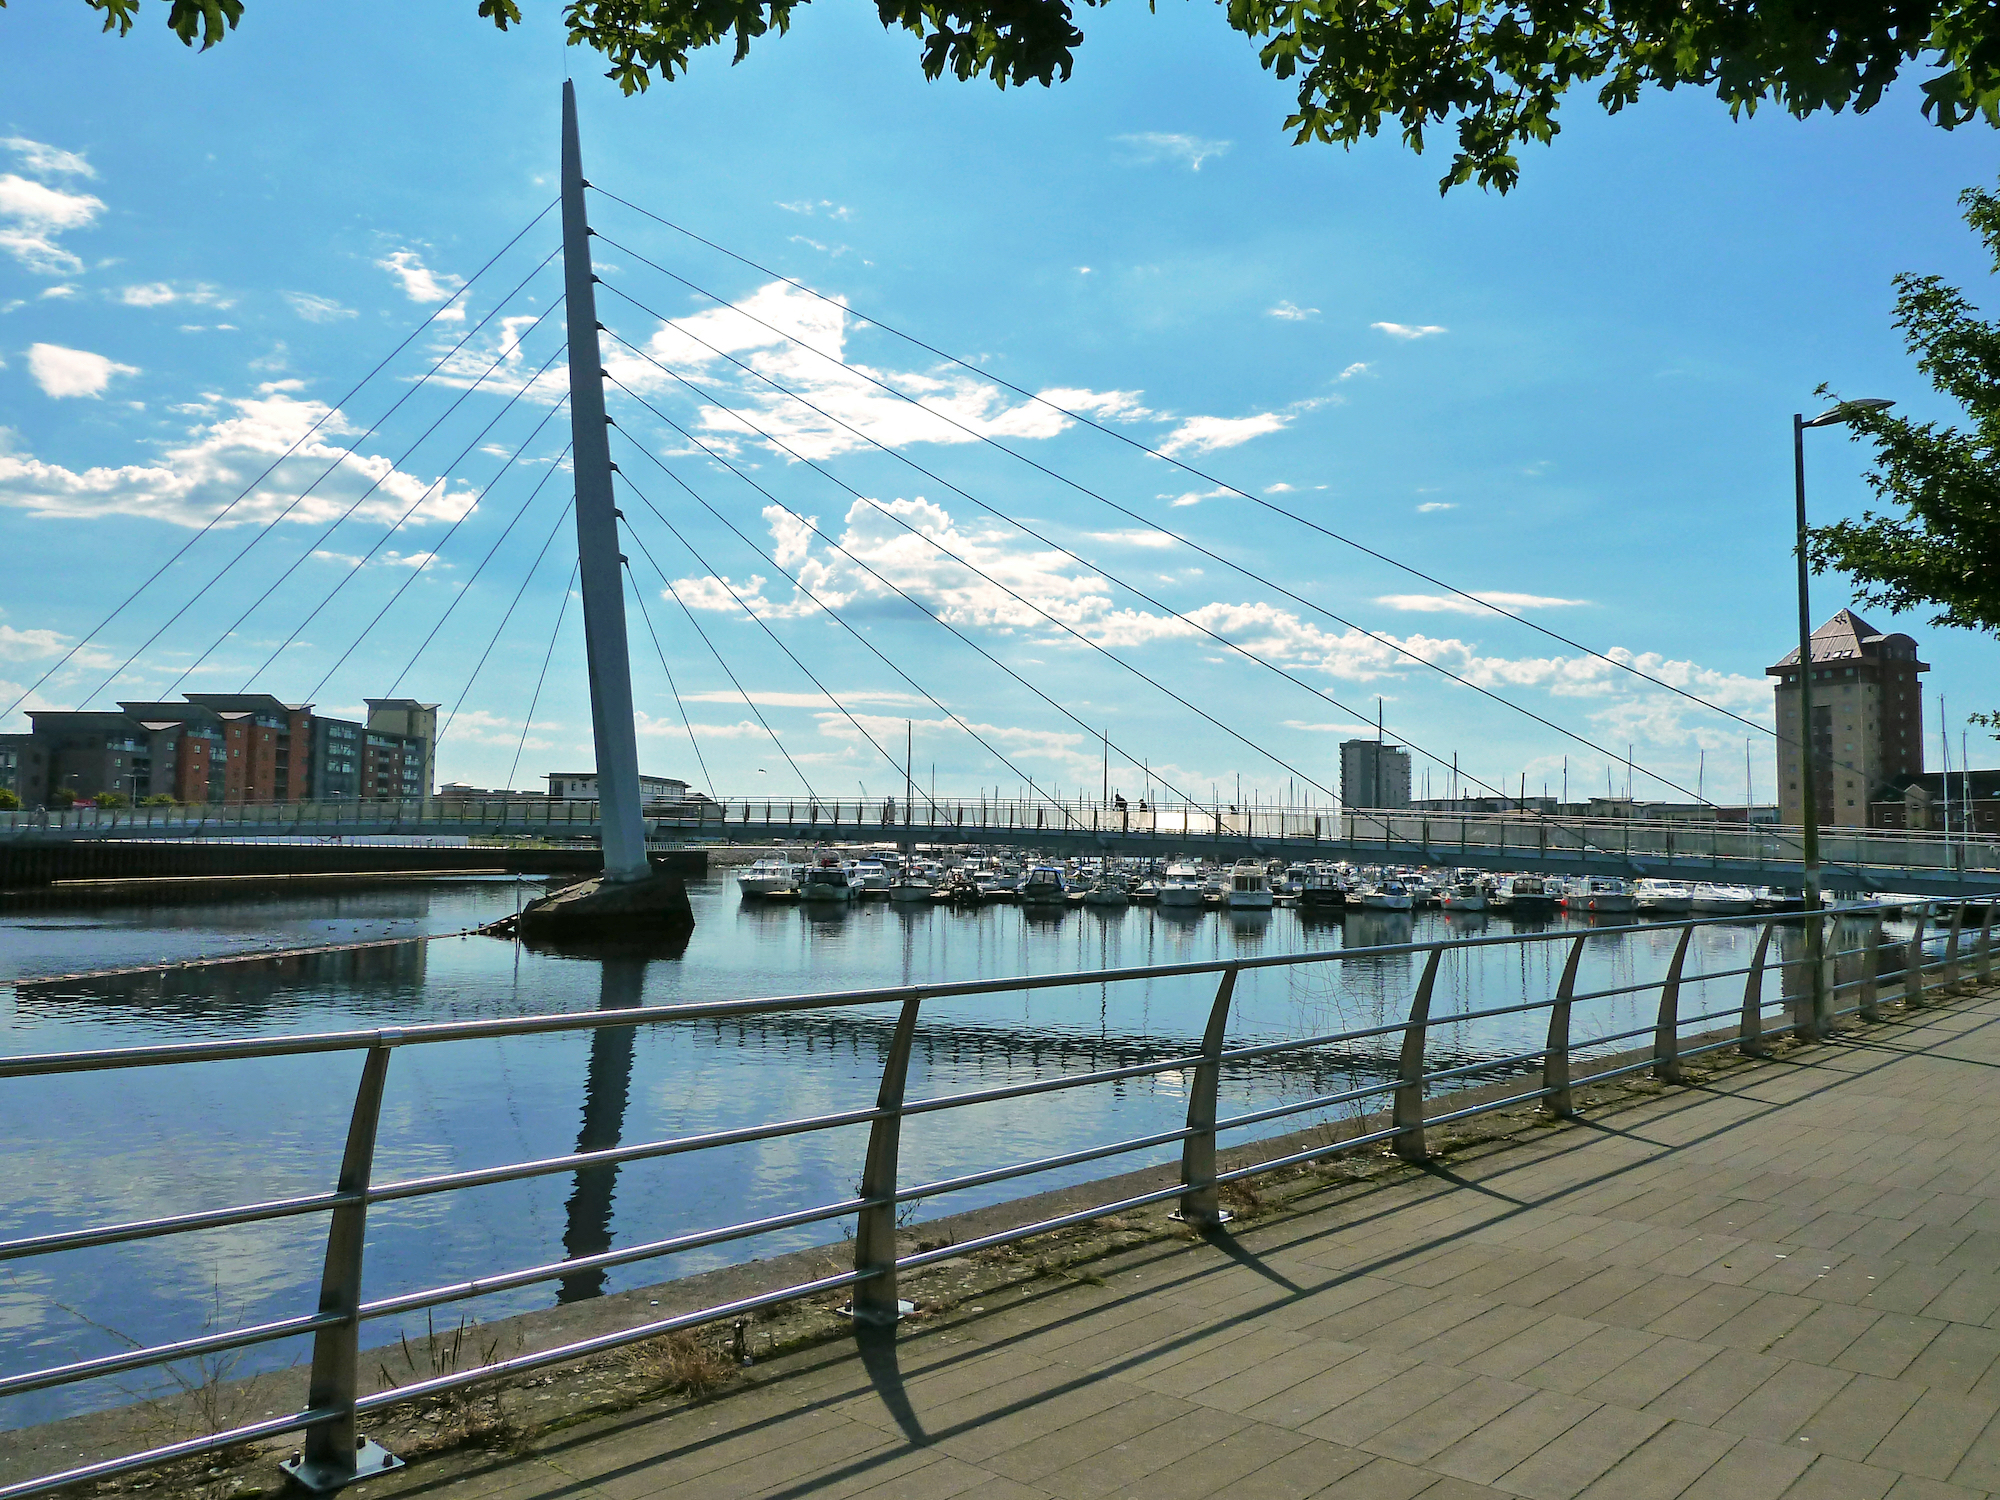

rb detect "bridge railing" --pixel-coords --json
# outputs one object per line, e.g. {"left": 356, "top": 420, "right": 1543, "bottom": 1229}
{"left": 1, "top": 900, "right": 1992, "bottom": 1497}
{"left": 6, "top": 795, "right": 1999, "bottom": 879}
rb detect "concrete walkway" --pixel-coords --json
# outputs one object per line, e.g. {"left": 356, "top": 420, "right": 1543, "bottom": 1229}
{"left": 381, "top": 987, "right": 2000, "bottom": 1500}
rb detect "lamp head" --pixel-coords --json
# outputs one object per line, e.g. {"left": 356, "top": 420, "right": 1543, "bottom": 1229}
{"left": 1803, "top": 398, "right": 1895, "bottom": 428}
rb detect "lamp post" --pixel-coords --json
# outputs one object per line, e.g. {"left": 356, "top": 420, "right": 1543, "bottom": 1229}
{"left": 1792, "top": 396, "right": 1893, "bottom": 1034}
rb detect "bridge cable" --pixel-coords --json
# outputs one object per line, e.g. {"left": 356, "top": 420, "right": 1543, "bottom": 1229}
{"left": 506, "top": 560, "right": 578, "bottom": 794}
{"left": 601, "top": 363, "right": 1680, "bottom": 862}
{"left": 622, "top": 557, "right": 717, "bottom": 797}
{"left": 602, "top": 377, "right": 1331, "bottom": 809}
{"left": 610, "top": 426, "right": 1204, "bottom": 814}
{"left": 594, "top": 269, "right": 1731, "bottom": 813}
{"left": 616, "top": 469, "right": 1049, "bottom": 817}
{"left": 387, "top": 440, "right": 576, "bottom": 697}
{"left": 157, "top": 305, "right": 566, "bottom": 701}
{"left": 65, "top": 250, "right": 564, "bottom": 713}
{"left": 621, "top": 523, "right": 824, "bottom": 803}
{"left": 589, "top": 195, "right": 1798, "bottom": 768}
{"left": 304, "top": 395, "right": 570, "bottom": 703}
{"left": 0, "top": 200, "right": 557, "bottom": 728}
{"left": 437, "top": 494, "right": 576, "bottom": 748}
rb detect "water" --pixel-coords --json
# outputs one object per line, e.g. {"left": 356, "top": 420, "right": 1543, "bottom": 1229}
{"left": 0, "top": 876, "right": 1865, "bottom": 1428}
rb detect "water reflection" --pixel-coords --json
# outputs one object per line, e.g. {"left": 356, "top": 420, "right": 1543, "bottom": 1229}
{"left": 557, "top": 955, "right": 647, "bottom": 1303}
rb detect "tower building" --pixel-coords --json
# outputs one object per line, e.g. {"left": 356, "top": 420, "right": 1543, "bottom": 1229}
{"left": 1767, "top": 609, "right": 1926, "bottom": 828}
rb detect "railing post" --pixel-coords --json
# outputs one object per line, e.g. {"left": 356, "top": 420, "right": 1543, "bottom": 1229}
{"left": 1906, "top": 908, "right": 1930, "bottom": 1006}
{"left": 284, "top": 1037, "right": 402, "bottom": 1492}
{"left": 850, "top": 995, "right": 923, "bottom": 1324}
{"left": 1394, "top": 947, "right": 1443, "bottom": 1162}
{"left": 1543, "top": 935, "right": 1586, "bottom": 1117}
{"left": 1653, "top": 925, "right": 1694, "bottom": 1083}
{"left": 1944, "top": 902, "right": 1965, "bottom": 991}
{"left": 1860, "top": 918, "right": 1883, "bottom": 1022}
{"left": 1741, "top": 920, "right": 1777, "bottom": 1054}
{"left": 1980, "top": 901, "right": 1995, "bottom": 985}
{"left": 1176, "top": 966, "right": 1241, "bottom": 1226}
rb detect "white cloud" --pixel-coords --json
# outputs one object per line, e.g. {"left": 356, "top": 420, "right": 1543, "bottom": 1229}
{"left": 0, "top": 388, "right": 478, "bottom": 527}
{"left": 1338, "top": 362, "right": 1371, "bottom": 379}
{"left": 3, "top": 137, "right": 94, "bottom": 178}
{"left": 1264, "top": 483, "right": 1295, "bottom": 494}
{"left": 39, "top": 285, "right": 77, "bottom": 300}
{"left": 604, "top": 281, "right": 1152, "bottom": 462}
{"left": 284, "top": 291, "right": 357, "bottom": 323}
{"left": 0, "top": 173, "right": 104, "bottom": 275}
{"left": 1268, "top": 301, "right": 1319, "bottom": 321}
{"left": 1415, "top": 502, "right": 1456, "bottom": 513}
{"left": 120, "top": 282, "right": 232, "bottom": 309}
{"left": 1164, "top": 486, "right": 1231, "bottom": 508}
{"left": 1371, "top": 322, "right": 1447, "bottom": 340}
{"left": 1158, "top": 413, "right": 1289, "bottom": 457}
{"left": 1376, "top": 591, "right": 1588, "bottom": 614}
{"left": 776, "top": 199, "right": 852, "bottom": 221}
{"left": 1282, "top": 720, "right": 1377, "bottom": 734}
{"left": 27, "top": 343, "right": 137, "bottom": 398}
{"left": 376, "top": 249, "right": 466, "bottom": 321}
{"left": 1115, "top": 133, "right": 1231, "bottom": 171}
{"left": 1084, "top": 530, "right": 1176, "bottom": 548}
{"left": 679, "top": 689, "right": 926, "bottom": 708}
{"left": 0, "top": 624, "right": 70, "bottom": 659}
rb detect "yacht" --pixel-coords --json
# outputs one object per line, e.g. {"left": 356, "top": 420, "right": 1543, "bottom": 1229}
{"left": 1635, "top": 879, "right": 1694, "bottom": 915}
{"left": 1439, "top": 878, "right": 1488, "bottom": 912}
{"left": 1081, "top": 874, "right": 1130, "bottom": 908}
{"left": 1356, "top": 880, "right": 1414, "bottom": 912}
{"left": 888, "top": 864, "right": 934, "bottom": 902}
{"left": 847, "top": 858, "right": 891, "bottom": 895}
{"left": 1577, "top": 876, "right": 1637, "bottom": 914}
{"left": 1158, "top": 860, "right": 1206, "bottom": 907}
{"left": 735, "top": 857, "right": 799, "bottom": 897}
{"left": 1019, "top": 863, "right": 1068, "bottom": 905}
{"left": 798, "top": 856, "right": 855, "bottom": 901}
{"left": 1492, "top": 874, "right": 1557, "bottom": 916}
{"left": 1298, "top": 866, "right": 1346, "bottom": 910}
{"left": 1225, "top": 861, "right": 1274, "bottom": 909}
{"left": 1691, "top": 882, "right": 1756, "bottom": 915}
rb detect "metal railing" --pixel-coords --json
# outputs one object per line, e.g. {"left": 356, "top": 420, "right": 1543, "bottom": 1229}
{"left": 6, "top": 796, "right": 1999, "bottom": 883}
{"left": 0, "top": 900, "right": 1993, "bottom": 1496}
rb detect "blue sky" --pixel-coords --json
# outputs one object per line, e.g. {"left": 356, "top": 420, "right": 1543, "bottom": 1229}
{"left": 1, "top": 1, "right": 1994, "bottom": 807}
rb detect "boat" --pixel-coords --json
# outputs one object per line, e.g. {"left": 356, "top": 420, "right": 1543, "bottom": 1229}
{"left": 735, "top": 857, "right": 799, "bottom": 897}
{"left": 1578, "top": 876, "right": 1638, "bottom": 914}
{"left": 1356, "top": 880, "right": 1414, "bottom": 912}
{"left": 887, "top": 865, "right": 934, "bottom": 901}
{"left": 1081, "top": 875, "right": 1129, "bottom": 908}
{"left": 1157, "top": 860, "right": 1206, "bottom": 907}
{"left": 1492, "top": 874, "right": 1557, "bottom": 915}
{"left": 1225, "top": 861, "right": 1274, "bottom": 909}
{"left": 1297, "top": 867, "right": 1346, "bottom": 910}
{"left": 1635, "top": 879, "right": 1693, "bottom": 914}
{"left": 1019, "top": 863, "right": 1068, "bottom": 904}
{"left": 1691, "top": 882, "right": 1756, "bottom": 915}
{"left": 847, "top": 858, "right": 891, "bottom": 895}
{"left": 1439, "top": 878, "right": 1487, "bottom": 912}
{"left": 798, "top": 856, "right": 855, "bottom": 901}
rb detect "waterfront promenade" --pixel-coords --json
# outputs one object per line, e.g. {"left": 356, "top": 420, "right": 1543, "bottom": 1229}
{"left": 345, "top": 982, "right": 2000, "bottom": 1500}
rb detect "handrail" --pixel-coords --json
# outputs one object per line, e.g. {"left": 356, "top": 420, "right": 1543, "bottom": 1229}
{"left": 0, "top": 897, "right": 1984, "bottom": 1498}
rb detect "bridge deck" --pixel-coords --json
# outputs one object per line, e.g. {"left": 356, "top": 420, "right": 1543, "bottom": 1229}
{"left": 363, "top": 983, "right": 2000, "bottom": 1500}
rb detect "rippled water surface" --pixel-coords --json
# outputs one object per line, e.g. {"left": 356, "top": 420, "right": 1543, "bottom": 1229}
{"left": 0, "top": 874, "right": 1861, "bottom": 1427}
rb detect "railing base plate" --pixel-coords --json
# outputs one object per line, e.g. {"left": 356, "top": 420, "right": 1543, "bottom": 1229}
{"left": 838, "top": 1298, "right": 915, "bottom": 1325}
{"left": 1168, "top": 1209, "right": 1235, "bottom": 1226}
{"left": 279, "top": 1438, "right": 402, "bottom": 1492}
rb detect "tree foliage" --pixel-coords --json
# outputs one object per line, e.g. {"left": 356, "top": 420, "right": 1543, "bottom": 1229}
{"left": 45, "top": 0, "right": 2000, "bottom": 192}
{"left": 1812, "top": 177, "right": 2000, "bottom": 730}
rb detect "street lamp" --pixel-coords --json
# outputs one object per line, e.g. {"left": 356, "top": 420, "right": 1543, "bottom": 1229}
{"left": 1792, "top": 397, "right": 1893, "bottom": 1034}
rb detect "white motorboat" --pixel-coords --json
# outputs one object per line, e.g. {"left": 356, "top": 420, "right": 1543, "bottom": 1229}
{"left": 1492, "top": 874, "right": 1558, "bottom": 915}
{"left": 1157, "top": 860, "right": 1206, "bottom": 907}
{"left": 735, "top": 857, "right": 799, "bottom": 897}
{"left": 798, "top": 856, "right": 855, "bottom": 901}
{"left": 1357, "top": 880, "right": 1414, "bottom": 911}
{"left": 847, "top": 858, "right": 891, "bottom": 894}
{"left": 1691, "top": 883, "right": 1756, "bottom": 915}
{"left": 1081, "top": 876, "right": 1129, "bottom": 908}
{"left": 1298, "top": 866, "right": 1346, "bottom": 910}
{"left": 1439, "top": 878, "right": 1488, "bottom": 912}
{"left": 1225, "top": 861, "right": 1274, "bottom": 909}
{"left": 1019, "top": 863, "right": 1068, "bottom": 904}
{"left": 1577, "top": 876, "right": 1638, "bottom": 914}
{"left": 1635, "top": 879, "right": 1694, "bottom": 914}
{"left": 888, "top": 866, "right": 934, "bottom": 901}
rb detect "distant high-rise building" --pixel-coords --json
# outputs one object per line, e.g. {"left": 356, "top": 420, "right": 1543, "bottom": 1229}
{"left": 1340, "top": 739, "right": 1412, "bottom": 810}
{"left": 1767, "top": 609, "right": 1926, "bottom": 828}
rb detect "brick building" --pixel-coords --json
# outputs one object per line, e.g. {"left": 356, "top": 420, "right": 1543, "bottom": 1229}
{"left": 1767, "top": 610, "right": 1927, "bottom": 828}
